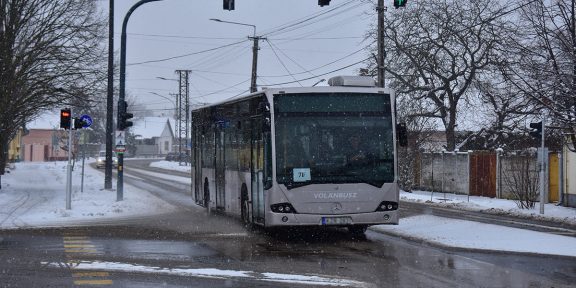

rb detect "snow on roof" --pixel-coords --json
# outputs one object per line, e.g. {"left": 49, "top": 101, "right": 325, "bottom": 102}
{"left": 131, "top": 117, "right": 174, "bottom": 139}
{"left": 26, "top": 111, "right": 61, "bottom": 130}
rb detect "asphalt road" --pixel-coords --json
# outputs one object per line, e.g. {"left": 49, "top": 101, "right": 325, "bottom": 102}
{"left": 0, "top": 159, "right": 574, "bottom": 287}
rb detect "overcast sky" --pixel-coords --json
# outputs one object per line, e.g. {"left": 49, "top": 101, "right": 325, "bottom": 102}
{"left": 101, "top": 0, "right": 378, "bottom": 115}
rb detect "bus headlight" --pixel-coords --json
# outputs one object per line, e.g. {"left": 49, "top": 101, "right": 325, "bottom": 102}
{"left": 271, "top": 203, "right": 297, "bottom": 214}
{"left": 375, "top": 201, "right": 398, "bottom": 212}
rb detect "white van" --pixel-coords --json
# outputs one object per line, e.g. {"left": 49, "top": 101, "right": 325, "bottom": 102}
{"left": 96, "top": 151, "right": 118, "bottom": 169}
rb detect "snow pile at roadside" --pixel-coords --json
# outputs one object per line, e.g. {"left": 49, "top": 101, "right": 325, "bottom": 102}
{"left": 150, "top": 160, "right": 191, "bottom": 173}
{"left": 0, "top": 161, "right": 178, "bottom": 229}
{"left": 372, "top": 214, "right": 576, "bottom": 257}
{"left": 400, "top": 190, "right": 576, "bottom": 225}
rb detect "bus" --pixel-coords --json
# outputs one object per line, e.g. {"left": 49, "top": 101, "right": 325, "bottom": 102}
{"left": 191, "top": 76, "right": 405, "bottom": 234}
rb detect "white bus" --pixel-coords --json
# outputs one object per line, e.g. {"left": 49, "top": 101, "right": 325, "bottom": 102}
{"left": 191, "top": 76, "right": 405, "bottom": 234}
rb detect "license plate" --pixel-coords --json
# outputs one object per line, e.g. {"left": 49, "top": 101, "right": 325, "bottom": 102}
{"left": 321, "top": 217, "right": 352, "bottom": 225}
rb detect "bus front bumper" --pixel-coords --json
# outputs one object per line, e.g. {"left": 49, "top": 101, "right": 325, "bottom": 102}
{"left": 265, "top": 210, "right": 399, "bottom": 227}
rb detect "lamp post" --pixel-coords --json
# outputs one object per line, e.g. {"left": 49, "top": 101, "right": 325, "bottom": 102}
{"left": 149, "top": 91, "right": 177, "bottom": 116}
{"left": 210, "top": 18, "right": 261, "bottom": 93}
{"left": 118, "top": 0, "right": 163, "bottom": 201}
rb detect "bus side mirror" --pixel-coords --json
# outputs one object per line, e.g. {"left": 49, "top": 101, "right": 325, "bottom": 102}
{"left": 397, "top": 123, "right": 408, "bottom": 147}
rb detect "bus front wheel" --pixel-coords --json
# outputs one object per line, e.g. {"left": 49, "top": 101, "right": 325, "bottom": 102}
{"left": 348, "top": 225, "right": 368, "bottom": 237}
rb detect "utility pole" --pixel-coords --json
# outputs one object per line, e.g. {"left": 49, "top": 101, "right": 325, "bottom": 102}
{"left": 377, "top": 0, "right": 386, "bottom": 88}
{"left": 176, "top": 70, "right": 191, "bottom": 165}
{"left": 105, "top": 0, "right": 114, "bottom": 190}
{"left": 249, "top": 36, "right": 263, "bottom": 93}
{"left": 209, "top": 19, "right": 261, "bottom": 93}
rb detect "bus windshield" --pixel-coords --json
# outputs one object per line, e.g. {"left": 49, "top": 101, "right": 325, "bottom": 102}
{"left": 274, "top": 92, "right": 394, "bottom": 189}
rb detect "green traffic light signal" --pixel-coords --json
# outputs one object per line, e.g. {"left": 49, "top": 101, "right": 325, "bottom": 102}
{"left": 394, "top": 0, "right": 407, "bottom": 8}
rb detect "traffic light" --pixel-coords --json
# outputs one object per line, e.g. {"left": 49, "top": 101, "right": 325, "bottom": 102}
{"left": 118, "top": 100, "right": 133, "bottom": 130}
{"left": 529, "top": 121, "right": 542, "bottom": 139}
{"left": 393, "top": 0, "right": 407, "bottom": 8}
{"left": 60, "top": 108, "right": 71, "bottom": 130}
{"left": 223, "top": 0, "right": 234, "bottom": 10}
{"left": 318, "top": 0, "right": 331, "bottom": 6}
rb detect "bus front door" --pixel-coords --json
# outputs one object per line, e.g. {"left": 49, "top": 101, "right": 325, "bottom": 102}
{"left": 215, "top": 130, "right": 225, "bottom": 211}
{"left": 194, "top": 132, "right": 202, "bottom": 205}
{"left": 251, "top": 118, "right": 265, "bottom": 224}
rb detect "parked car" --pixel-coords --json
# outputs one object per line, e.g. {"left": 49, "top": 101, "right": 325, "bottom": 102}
{"left": 96, "top": 151, "right": 118, "bottom": 169}
{"left": 165, "top": 152, "right": 178, "bottom": 161}
{"left": 165, "top": 152, "right": 190, "bottom": 162}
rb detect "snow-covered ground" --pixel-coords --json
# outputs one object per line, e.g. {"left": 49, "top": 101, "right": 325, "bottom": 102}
{"left": 1, "top": 160, "right": 576, "bottom": 258}
{"left": 0, "top": 160, "right": 178, "bottom": 229}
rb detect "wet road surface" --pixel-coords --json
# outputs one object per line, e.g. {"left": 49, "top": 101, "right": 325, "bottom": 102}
{"left": 1, "top": 159, "right": 574, "bottom": 287}
{"left": 1, "top": 225, "right": 575, "bottom": 287}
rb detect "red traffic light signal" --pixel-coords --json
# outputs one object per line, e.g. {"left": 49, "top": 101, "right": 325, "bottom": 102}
{"left": 60, "top": 108, "right": 71, "bottom": 130}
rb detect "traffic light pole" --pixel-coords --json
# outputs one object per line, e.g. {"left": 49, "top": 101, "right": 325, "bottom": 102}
{"left": 66, "top": 109, "right": 73, "bottom": 210}
{"left": 539, "top": 113, "right": 546, "bottom": 214}
{"left": 118, "top": 0, "right": 163, "bottom": 201}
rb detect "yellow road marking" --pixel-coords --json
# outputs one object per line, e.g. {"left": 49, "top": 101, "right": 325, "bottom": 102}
{"left": 64, "top": 244, "right": 96, "bottom": 248}
{"left": 63, "top": 233, "right": 113, "bottom": 285}
{"left": 72, "top": 272, "right": 110, "bottom": 277}
{"left": 63, "top": 236, "right": 89, "bottom": 241}
{"left": 73, "top": 279, "right": 113, "bottom": 285}
{"left": 65, "top": 249, "right": 98, "bottom": 253}
{"left": 63, "top": 240, "right": 92, "bottom": 244}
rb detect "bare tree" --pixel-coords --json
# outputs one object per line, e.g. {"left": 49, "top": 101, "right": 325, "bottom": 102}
{"left": 505, "top": 0, "right": 576, "bottom": 151}
{"left": 502, "top": 154, "right": 539, "bottom": 209}
{"left": 364, "top": 0, "right": 516, "bottom": 151}
{"left": 0, "top": 0, "right": 106, "bottom": 175}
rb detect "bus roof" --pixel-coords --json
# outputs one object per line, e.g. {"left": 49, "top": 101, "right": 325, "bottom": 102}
{"left": 192, "top": 78, "right": 393, "bottom": 111}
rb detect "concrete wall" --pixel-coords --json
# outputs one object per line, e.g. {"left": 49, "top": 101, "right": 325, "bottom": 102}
{"left": 418, "top": 152, "right": 470, "bottom": 194}
{"left": 499, "top": 154, "right": 538, "bottom": 200}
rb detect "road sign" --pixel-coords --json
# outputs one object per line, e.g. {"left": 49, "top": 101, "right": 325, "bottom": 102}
{"left": 79, "top": 114, "right": 93, "bottom": 128}
{"left": 115, "top": 146, "right": 126, "bottom": 153}
{"left": 115, "top": 130, "right": 126, "bottom": 146}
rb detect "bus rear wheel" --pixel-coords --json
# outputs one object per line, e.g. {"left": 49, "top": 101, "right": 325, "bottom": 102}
{"left": 203, "top": 178, "right": 210, "bottom": 208}
{"left": 240, "top": 185, "right": 250, "bottom": 225}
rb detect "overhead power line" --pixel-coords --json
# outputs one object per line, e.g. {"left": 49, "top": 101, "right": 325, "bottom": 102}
{"left": 263, "top": 57, "right": 371, "bottom": 87}
{"left": 127, "top": 39, "right": 247, "bottom": 66}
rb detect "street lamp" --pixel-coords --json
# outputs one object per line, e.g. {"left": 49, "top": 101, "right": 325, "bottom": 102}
{"left": 118, "top": 0, "right": 164, "bottom": 201}
{"left": 156, "top": 76, "right": 178, "bottom": 82}
{"left": 149, "top": 91, "right": 177, "bottom": 116}
{"left": 210, "top": 18, "right": 260, "bottom": 93}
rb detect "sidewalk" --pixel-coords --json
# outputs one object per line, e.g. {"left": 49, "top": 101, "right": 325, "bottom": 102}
{"left": 372, "top": 190, "right": 576, "bottom": 258}
{"left": 1, "top": 161, "right": 576, "bottom": 258}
